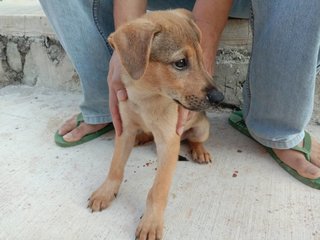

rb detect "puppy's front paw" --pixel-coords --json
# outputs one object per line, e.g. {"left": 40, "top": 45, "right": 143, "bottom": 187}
{"left": 88, "top": 181, "right": 119, "bottom": 212}
{"left": 189, "top": 142, "right": 212, "bottom": 164}
{"left": 135, "top": 213, "right": 164, "bottom": 240}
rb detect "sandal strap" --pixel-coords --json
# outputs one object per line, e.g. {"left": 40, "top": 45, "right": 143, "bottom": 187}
{"left": 76, "top": 113, "right": 84, "bottom": 127}
{"left": 236, "top": 119, "right": 247, "bottom": 128}
{"left": 291, "top": 131, "right": 312, "bottom": 161}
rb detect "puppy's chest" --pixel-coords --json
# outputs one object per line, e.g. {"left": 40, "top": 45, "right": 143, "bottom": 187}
{"left": 120, "top": 96, "right": 178, "bottom": 132}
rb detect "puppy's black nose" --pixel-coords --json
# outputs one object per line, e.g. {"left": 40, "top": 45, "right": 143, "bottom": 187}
{"left": 206, "top": 89, "right": 224, "bottom": 105}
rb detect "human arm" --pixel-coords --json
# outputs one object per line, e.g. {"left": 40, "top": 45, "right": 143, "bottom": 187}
{"left": 192, "top": 0, "right": 233, "bottom": 75}
{"left": 176, "top": 0, "right": 233, "bottom": 136}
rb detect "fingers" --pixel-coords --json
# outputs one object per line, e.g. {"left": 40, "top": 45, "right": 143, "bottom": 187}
{"left": 108, "top": 52, "right": 128, "bottom": 136}
{"left": 109, "top": 87, "right": 128, "bottom": 137}
{"left": 109, "top": 90, "right": 121, "bottom": 136}
{"left": 115, "top": 89, "right": 128, "bottom": 135}
{"left": 176, "top": 106, "right": 190, "bottom": 136}
{"left": 117, "top": 89, "right": 127, "bottom": 101}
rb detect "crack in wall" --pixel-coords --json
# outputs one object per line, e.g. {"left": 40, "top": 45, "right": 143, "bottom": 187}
{"left": 0, "top": 35, "right": 67, "bottom": 87}
{"left": 43, "top": 36, "right": 65, "bottom": 65}
{"left": 16, "top": 36, "right": 31, "bottom": 69}
{"left": 0, "top": 35, "right": 24, "bottom": 87}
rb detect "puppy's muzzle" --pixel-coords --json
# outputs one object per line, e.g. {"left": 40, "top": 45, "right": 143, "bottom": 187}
{"left": 206, "top": 89, "right": 224, "bottom": 105}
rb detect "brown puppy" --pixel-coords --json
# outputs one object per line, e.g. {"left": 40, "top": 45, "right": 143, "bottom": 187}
{"left": 88, "top": 9, "right": 224, "bottom": 240}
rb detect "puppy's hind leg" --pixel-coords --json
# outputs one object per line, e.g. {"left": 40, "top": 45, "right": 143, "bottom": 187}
{"left": 88, "top": 130, "right": 136, "bottom": 212}
{"left": 185, "top": 116, "right": 212, "bottom": 164}
{"left": 188, "top": 141, "right": 212, "bottom": 164}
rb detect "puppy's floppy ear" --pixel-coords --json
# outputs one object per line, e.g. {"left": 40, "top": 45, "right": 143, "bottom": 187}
{"left": 108, "top": 19, "right": 161, "bottom": 80}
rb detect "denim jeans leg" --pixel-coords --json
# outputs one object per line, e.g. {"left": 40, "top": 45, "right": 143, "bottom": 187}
{"left": 229, "top": 0, "right": 250, "bottom": 19}
{"left": 317, "top": 50, "right": 320, "bottom": 73}
{"left": 243, "top": 0, "right": 320, "bottom": 149}
{"left": 39, "top": 0, "right": 114, "bottom": 124}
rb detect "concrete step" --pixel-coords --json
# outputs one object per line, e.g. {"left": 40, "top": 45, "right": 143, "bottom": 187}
{"left": 0, "top": 0, "right": 319, "bottom": 122}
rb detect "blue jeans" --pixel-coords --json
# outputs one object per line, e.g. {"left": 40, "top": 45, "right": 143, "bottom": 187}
{"left": 39, "top": 0, "right": 320, "bottom": 149}
{"left": 242, "top": 1, "right": 320, "bottom": 149}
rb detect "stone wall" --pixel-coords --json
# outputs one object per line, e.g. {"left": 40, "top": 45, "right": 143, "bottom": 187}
{"left": 0, "top": 33, "right": 253, "bottom": 104}
{"left": 0, "top": 34, "right": 80, "bottom": 90}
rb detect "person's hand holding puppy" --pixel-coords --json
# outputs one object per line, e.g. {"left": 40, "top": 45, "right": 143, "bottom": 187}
{"left": 107, "top": 52, "right": 127, "bottom": 136}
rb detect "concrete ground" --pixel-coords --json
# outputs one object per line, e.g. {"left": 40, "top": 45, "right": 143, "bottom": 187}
{"left": 1, "top": 85, "right": 320, "bottom": 240}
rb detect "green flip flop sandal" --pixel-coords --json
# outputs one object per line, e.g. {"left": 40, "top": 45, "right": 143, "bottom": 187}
{"left": 54, "top": 113, "right": 114, "bottom": 147}
{"left": 229, "top": 110, "right": 320, "bottom": 190}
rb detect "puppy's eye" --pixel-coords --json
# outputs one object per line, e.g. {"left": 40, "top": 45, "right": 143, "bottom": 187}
{"left": 173, "top": 59, "right": 188, "bottom": 70}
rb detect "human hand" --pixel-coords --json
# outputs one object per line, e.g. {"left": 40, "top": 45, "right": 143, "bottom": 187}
{"left": 107, "top": 52, "right": 127, "bottom": 136}
{"left": 176, "top": 106, "right": 196, "bottom": 136}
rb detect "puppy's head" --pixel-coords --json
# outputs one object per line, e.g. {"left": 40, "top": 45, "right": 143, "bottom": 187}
{"left": 108, "top": 9, "right": 224, "bottom": 111}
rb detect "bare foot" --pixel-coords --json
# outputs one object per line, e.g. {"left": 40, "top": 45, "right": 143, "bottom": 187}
{"left": 58, "top": 114, "right": 109, "bottom": 142}
{"left": 273, "top": 135, "right": 320, "bottom": 179}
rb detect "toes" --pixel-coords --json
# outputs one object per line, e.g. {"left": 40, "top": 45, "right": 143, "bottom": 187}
{"left": 63, "top": 129, "right": 79, "bottom": 142}
{"left": 274, "top": 148, "right": 320, "bottom": 179}
{"left": 58, "top": 114, "right": 87, "bottom": 142}
{"left": 299, "top": 164, "right": 320, "bottom": 179}
{"left": 58, "top": 115, "right": 109, "bottom": 143}
{"left": 58, "top": 114, "right": 79, "bottom": 135}
{"left": 310, "top": 136, "right": 320, "bottom": 168}
{"left": 63, "top": 125, "right": 84, "bottom": 142}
